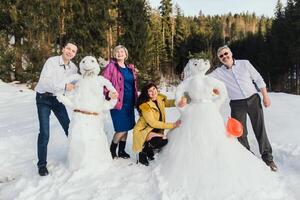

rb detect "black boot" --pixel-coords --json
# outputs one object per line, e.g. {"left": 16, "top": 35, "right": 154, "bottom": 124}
{"left": 138, "top": 152, "right": 149, "bottom": 166}
{"left": 144, "top": 142, "right": 154, "bottom": 160}
{"left": 118, "top": 141, "right": 130, "bottom": 159}
{"left": 110, "top": 142, "right": 118, "bottom": 159}
{"left": 38, "top": 166, "right": 49, "bottom": 176}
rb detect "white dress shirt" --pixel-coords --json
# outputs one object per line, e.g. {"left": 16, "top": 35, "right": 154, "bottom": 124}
{"left": 209, "top": 59, "right": 266, "bottom": 100}
{"left": 35, "top": 55, "right": 78, "bottom": 95}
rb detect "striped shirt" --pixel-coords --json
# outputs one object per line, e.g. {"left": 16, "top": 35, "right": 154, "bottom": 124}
{"left": 209, "top": 59, "right": 266, "bottom": 100}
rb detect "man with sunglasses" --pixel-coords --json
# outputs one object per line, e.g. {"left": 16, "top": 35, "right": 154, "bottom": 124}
{"left": 209, "top": 45, "right": 277, "bottom": 172}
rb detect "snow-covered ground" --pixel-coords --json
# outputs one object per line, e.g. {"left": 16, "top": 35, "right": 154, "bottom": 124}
{"left": 0, "top": 80, "right": 299, "bottom": 200}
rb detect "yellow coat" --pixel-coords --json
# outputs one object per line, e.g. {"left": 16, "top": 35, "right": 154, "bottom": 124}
{"left": 132, "top": 93, "right": 175, "bottom": 153}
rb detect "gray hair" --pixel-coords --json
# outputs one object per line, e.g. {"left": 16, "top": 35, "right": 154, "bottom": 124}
{"left": 217, "top": 45, "right": 231, "bottom": 56}
{"left": 113, "top": 45, "right": 129, "bottom": 60}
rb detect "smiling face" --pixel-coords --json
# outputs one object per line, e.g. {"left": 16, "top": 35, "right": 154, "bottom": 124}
{"left": 113, "top": 46, "right": 128, "bottom": 63}
{"left": 62, "top": 43, "right": 78, "bottom": 62}
{"left": 148, "top": 86, "right": 158, "bottom": 101}
{"left": 218, "top": 48, "right": 233, "bottom": 67}
{"left": 115, "top": 48, "right": 127, "bottom": 61}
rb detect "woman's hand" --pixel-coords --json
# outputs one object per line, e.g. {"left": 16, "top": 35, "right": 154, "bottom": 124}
{"left": 177, "top": 97, "right": 187, "bottom": 108}
{"left": 109, "top": 91, "right": 119, "bottom": 100}
{"left": 173, "top": 120, "right": 181, "bottom": 128}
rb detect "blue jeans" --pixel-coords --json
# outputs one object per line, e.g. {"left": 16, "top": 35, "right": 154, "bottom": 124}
{"left": 36, "top": 93, "right": 70, "bottom": 167}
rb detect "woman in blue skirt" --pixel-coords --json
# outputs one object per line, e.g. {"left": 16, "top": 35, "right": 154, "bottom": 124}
{"left": 102, "top": 45, "right": 138, "bottom": 159}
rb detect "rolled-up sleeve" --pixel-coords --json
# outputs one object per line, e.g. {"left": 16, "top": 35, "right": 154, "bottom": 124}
{"left": 246, "top": 60, "right": 266, "bottom": 89}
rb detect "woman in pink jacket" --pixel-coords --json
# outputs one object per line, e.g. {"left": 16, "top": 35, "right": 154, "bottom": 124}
{"left": 102, "top": 45, "right": 138, "bottom": 159}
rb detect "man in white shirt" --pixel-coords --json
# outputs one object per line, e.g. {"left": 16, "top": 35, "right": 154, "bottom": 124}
{"left": 210, "top": 45, "right": 277, "bottom": 172}
{"left": 35, "top": 41, "right": 78, "bottom": 176}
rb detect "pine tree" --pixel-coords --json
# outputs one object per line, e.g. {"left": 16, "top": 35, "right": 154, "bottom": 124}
{"left": 284, "top": 0, "right": 300, "bottom": 93}
{"left": 64, "top": 0, "right": 112, "bottom": 60}
{"left": 117, "top": 0, "right": 149, "bottom": 66}
{"left": 159, "top": 0, "right": 173, "bottom": 75}
{"left": 0, "top": 0, "right": 27, "bottom": 81}
{"left": 267, "top": 0, "right": 289, "bottom": 91}
{"left": 117, "top": 0, "right": 160, "bottom": 85}
{"left": 173, "top": 5, "right": 188, "bottom": 74}
{"left": 0, "top": 0, "right": 59, "bottom": 82}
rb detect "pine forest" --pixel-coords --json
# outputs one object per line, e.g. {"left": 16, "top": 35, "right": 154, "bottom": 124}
{"left": 0, "top": 0, "right": 299, "bottom": 93}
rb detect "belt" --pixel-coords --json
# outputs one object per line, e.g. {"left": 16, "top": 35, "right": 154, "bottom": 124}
{"left": 230, "top": 93, "right": 258, "bottom": 103}
{"left": 39, "top": 92, "right": 54, "bottom": 96}
{"left": 74, "top": 109, "right": 99, "bottom": 116}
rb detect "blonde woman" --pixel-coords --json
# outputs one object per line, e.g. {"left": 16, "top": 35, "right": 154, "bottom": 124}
{"left": 102, "top": 45, "right": 138, "bottom": 159}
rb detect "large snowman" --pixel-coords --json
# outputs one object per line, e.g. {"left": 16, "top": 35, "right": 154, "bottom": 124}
{"left": 57, "top": 56, "right": 117, "bottom": 172}
{"left": 155, "top": 58, "right": 287, "bottom": 200}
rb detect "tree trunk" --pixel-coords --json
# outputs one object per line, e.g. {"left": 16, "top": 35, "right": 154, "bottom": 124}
{"left": 59, "top": 0, "right": 66, "bottom": 48}
{"left": 14, "top": 36, "right": 23, "bottom": 81}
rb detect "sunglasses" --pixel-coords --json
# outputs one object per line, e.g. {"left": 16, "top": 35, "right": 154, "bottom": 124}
{"left": 219, "top": 52, "right": 229, "bottom": 58}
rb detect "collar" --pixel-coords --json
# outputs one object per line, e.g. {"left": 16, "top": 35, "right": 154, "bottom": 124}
{"left": 110, "top": 58, "right": 131, "bottom": 69}
{"left": 147, "top": 98, "right": 161, "bottom": 111}
{"left": 223, "top": 58, "right": 236, "bottom": 69}
{"left": 59, "top": 55, "right": 71, "bottom": 69}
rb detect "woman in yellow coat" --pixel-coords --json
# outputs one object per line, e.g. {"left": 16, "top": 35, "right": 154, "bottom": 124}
{"left": 133, "top": 83, "right": 185, "bottom": 166}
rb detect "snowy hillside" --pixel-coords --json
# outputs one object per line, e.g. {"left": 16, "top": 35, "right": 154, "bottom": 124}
{"left": 0, "top": 80, "right": 299, "bottom": 200}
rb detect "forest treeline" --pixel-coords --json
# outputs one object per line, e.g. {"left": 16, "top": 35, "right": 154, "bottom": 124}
{"left": 0, "top": 0, "right": 299, "bottom": 93}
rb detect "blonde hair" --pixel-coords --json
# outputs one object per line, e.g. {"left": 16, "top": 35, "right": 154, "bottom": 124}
{"left": 217, "top": 45, "right": 232, "bottom": 56}
{"left": 113, "top": 45, "right": 129, "bottom": 60}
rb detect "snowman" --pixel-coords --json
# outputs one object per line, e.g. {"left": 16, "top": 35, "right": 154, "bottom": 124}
{"left": 57, "top": 56, "right": 117, "bottom": 172}
{"left": 156, "top": 58, "right": 283, "bottom": 200}
{"left": 176, "top": 58, "right": 227, "bottom": 108}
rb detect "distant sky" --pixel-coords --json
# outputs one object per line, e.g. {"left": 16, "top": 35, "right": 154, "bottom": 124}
{"left": 148, "top": 0, "right": 287, "bottom": 17}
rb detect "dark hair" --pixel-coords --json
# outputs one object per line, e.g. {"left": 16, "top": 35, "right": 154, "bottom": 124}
{"left": 136, "top": 82, "right": 158, "bottom": 115}
{"left": 63, "top": 40, "right": 77, "bottom": 48}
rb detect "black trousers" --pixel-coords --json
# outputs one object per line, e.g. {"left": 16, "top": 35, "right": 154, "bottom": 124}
{"left": 142, "top": 137, "right": 168, "bottom": 156}
{"left": 230, "top": 94, "right": 273, "bottom": 162}
{"left": 148, "top": 137, "right": 168, "bottom": 149}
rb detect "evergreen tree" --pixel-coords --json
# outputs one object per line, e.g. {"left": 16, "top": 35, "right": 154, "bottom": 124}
{"left": 0, "top": 0, "right": 59, "bottom": 82}
{"left": 159, "top": 0, "right": 173, "bottom": 74}
{"left": 64, "top": 0, "right": 112, "bottom": 61}
{"left": 173, "top": 5, "right": 188, "bottom": 74}
{"left": 0, "top": 0, "right": 28, "bottom": 81}
{"left": 268, "top": 0, "right": 290, "bottom": 91}
{"left": 117, "top": 0, "right": 149, "bottom": 66}
{"left": 284, "top": 0, "right": 300, "bottom": 93}
{"left": 145, "top": 10, "right": 165, "bottom": 84}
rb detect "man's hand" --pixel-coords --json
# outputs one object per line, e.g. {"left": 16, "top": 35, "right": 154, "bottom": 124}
{"left": 178, "top": 96, "right": 187, "bottom": 108}
{"left": 65, "top": 83, "right": 76, "bottom": 91}
{"left": 213, "top": 88, "right": 220, "bottom": 96}
{"left": 263, "top": 95, "right": 271, "bottom": 107}
{"left": 109, "top": 91, "right": 119, "bottom": 100}
{"left": 261, "top": 87, "right": 271, "bottom": 108}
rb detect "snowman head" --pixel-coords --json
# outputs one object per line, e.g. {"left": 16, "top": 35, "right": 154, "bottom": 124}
{"left": 183, "top": 58, "right": 210, "bottom": 79}
{"left": 79, "top": 56, "right": 100, "bottom": 76}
